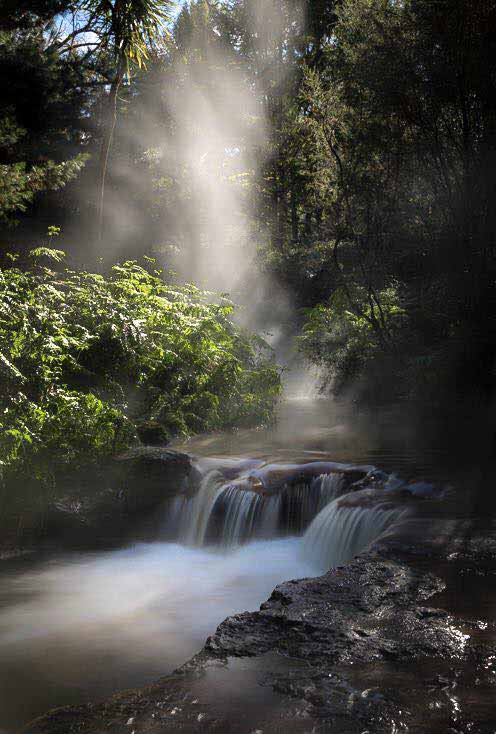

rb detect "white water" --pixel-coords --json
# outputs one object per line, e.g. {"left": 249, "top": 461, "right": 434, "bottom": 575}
{"left": 168, "top": 470, "right": 348, "bottom": 547}
{"left": 315, "top": 472, "right": 346, "bottom": 508}
{"left": 0, "top": 457, "right": 406, "bottom": 730}
{"left": 164, "top": 472, "right": 404, "bottom": 583}
{"left": 181, "top": 469, "right": 226, "bottom": 545}
{"left": 303, "top": 491, "right": 405, "bottom": 573}
{"left": 0, "top": 539, "right": 315, "bottom": 729}
{"left": 0, "top": 493, "right": 400, "bottom": 685}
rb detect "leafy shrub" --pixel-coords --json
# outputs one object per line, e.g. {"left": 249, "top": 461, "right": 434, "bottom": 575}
{"left": 0, "top": 250, "right": 281, "bottom": 486}
{"left": 299, "top": 284, "right": 406, "bottom": 398}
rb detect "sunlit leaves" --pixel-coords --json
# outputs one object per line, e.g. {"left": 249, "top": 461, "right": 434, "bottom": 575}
{"left": 82, "top": 0, "right": 174, "bottom": 73}
{"left": 0, "top": 254, "right": 281, "bottom": 484}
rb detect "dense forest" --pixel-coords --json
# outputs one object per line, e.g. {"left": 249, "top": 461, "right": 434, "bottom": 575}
{"left": 1, "top": 5, "right": 496, "bottom": 731}
{"left": 1, "top": 0, "right": 496, "bottom": 502}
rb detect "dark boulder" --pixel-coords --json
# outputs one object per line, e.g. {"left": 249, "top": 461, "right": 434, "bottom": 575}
{"left": 111, "top": 446, "right": 199, "bottom": 507}
{"left": 23, "top": 521, "right": 496, "bottom": 734}
{"left": 4, "top": 447, "right": 200, "bottom": 553}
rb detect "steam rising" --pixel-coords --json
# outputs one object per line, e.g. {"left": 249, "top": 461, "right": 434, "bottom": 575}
{"left": 160, "top": 30, "right": 265, "bottom": 293}
{"left": 157, "top": 1, "right": 304, "bottom": 305}
{"left": 88, "top": 1, "right": 307, "bottom": 375}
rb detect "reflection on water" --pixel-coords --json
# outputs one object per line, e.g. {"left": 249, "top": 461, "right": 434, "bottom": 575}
{"left": 174, "top": 397, "right": 477, "bottom": 485}
{"left": 0, "top": 540, "right": 315, "bottom": 730}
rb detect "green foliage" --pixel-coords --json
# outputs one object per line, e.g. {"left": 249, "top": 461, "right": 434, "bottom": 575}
{"left": 258, "top": 0, "right": 496, "bottom": 404}
{"left": 0, "top": 157, "right": 88, "bottom": 224}
{"left": 299, "top": 284, "right": 406, "bottom": 394}
{"left": 2, "top": 0, "right": 495, "bottom": 413}
{"left": 0, "top": 252, "right": 281, "bottom": 484}
{"left": 0, "top": 26, "right": 90, "bottom": 226}
{"left": 83, "top": 0, "right": 173, "bottom": 71}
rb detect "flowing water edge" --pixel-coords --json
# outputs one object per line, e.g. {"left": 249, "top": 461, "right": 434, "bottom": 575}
{"left": 0, "top": 399, "right": 492, "bottom": 731}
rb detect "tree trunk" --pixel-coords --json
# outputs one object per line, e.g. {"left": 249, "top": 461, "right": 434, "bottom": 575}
{"left": 290, "top": 178, "right": 298, "bottom": 244}
{"left": 97, "top": 54, "right": 125, "bottom": 242}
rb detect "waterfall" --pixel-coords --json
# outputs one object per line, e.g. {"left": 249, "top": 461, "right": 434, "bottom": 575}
{"left": 277, "top": 472, "right": 346, "bottom": 535}
{"left": 168, "top": 469, "right": 349, "bottom": 547}
{"left": 211, "top": 486, "right": 264, "bottom": 545}
{"left": 163, "top": 462, "right": 407, "bottom": 563}
{"left": 258, "top": 494, "right": 281, "bottom": 539}
{"left": 181, "top": 470, "right": 226, "bottom": 545}
{"left": 302, "top": 491, "right": 404, "bottom": 572}
{"left": 316, "top": 472, "right": 346, "bottom": 508}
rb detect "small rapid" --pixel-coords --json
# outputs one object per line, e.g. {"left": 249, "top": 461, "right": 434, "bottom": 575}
{"left": 166, "top": 468, "right": 349, "bottom": 547}
{"left": 162, "top": 463, "right": 408, "bottom": 582}
{"left": 0, "top": 444, "right": 417, "bottom": 730}
{"left": 302, "top": 490, "right": 406, "bottom": 572}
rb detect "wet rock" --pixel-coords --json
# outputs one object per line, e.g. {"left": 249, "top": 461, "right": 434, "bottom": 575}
{"left": 112, "top": 446, "right": 199, "bottom": 503}
{"left": 6, "top": 448, "right": 199, "bottom": 553}
{"left": 24, "top": 523, "right": 496, "bottom": 734}
{"left": 247, "top": 461, "right": 374, "bottom": 494}
{"left": 208, "top": 556, "right": 458, "bottom": 666}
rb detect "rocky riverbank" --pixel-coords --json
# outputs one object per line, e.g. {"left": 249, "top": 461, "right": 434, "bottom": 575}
{"left": 1, "top": 447, "right": 199, "bottom": 556}
{"left": 24, "top": 512, "right": 496, "bottom": 734}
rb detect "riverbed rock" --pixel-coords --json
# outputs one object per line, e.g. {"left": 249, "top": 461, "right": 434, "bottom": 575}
{"left": 112, "top": 445, "right": 200, "bottom": 504}
{"left": 246, "top": 461, "right": 375, "bottom": 494}
{"left": 23, "top": 519, "right": 496, "bottom": 734}
{"left": 3, "top": 447, "right": 199, "bottom": 553}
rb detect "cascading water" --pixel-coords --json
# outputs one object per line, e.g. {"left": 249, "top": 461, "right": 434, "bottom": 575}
{"left": 181, "top": 470, "right": 226, "bottom": 545}
{"left": 167, "top": 468, "right": 349, "bottom": 547}
{"left": 0, "top": 396, "right": 436, "bottom": 732}
{"left": 211, "top": 485, "right": 265, "bottom": 545}
{"left": 316, "top": 472, "right": 346, "bottom": 509}
{"left": 302, "top": 490, "right": 406, "bottom": 572}
{"left": 162, "top": 464, "right": 406, "bottom": 576}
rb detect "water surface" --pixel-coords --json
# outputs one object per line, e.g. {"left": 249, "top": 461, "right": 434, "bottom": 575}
{"left": 0, "top": 397, "right": 476, "bottom": 731}
{"left": 0, "top": 539, "right": 315, "bottom": 730}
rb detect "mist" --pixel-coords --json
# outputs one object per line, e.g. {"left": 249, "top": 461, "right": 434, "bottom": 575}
{"left": 91, "top": 0, "right": 307, "bottom": 374}
{"left": 2, "top": 3, "right": 496, "bottom": 731}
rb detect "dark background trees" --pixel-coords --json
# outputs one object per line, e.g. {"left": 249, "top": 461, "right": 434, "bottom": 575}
{"left": 1, "top": 0, "right": 496, "bottom": 412}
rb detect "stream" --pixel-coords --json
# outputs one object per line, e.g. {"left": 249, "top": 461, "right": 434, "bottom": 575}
{"left": 0, "top": 399, "right": 478, "bottom": 731}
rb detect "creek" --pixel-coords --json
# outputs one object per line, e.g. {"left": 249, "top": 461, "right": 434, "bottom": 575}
{"left": 0, "top": 399, "right": 467, "bottom": 731}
